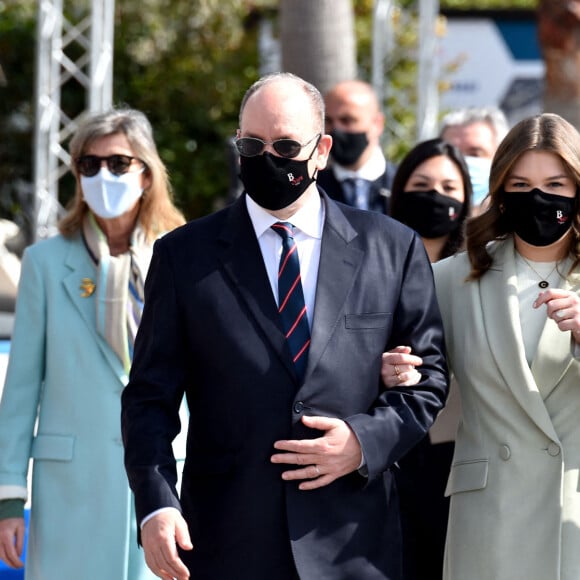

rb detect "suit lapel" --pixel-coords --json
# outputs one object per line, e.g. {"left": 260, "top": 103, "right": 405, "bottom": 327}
{"left": 218, "top": 197, "right": 297, "bottom": 380}
{"left": 531, "top": 263, "right": 578, "bottom": 397}
{"left": 62, "top": 236, "right": 126, "bottom": 379}
{"left": 306, "top": 195, "right": 363, "bottom": 378}
{"left": 217, "top": 194, "right": 364, "bottom": 384}
{"left": 480, "top": 240, "right": 559, "bottom": 441}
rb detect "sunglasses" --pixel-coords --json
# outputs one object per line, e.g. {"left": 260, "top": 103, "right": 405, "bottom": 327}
{"left": 76, "top": 154, "right": 143, "bottom": 177}
{"left": 235, "top": 133, "right": 321, "bottom": 159}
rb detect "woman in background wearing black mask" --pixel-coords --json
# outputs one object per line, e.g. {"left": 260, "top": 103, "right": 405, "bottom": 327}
{"left": 387, "top": 137, "right": 472, "bottom": 580}
{"left": 382, "top": 113, "right": 580, "bottom": 580}
{"left": 390, "top": 137, "right": 472, "bottom": 263}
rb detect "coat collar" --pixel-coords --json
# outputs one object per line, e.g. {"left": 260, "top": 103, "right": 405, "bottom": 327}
{"left": 306, "top": 192, "right": 362, "bottom": 376}
{"left": 480, "top": 239, "right": 574, "bottom": 440}
{"left": 62, "top": 235, "right": 127, "bottom": 381}
{"left": 531, "top": 258, "right": 578, "bottom": 396}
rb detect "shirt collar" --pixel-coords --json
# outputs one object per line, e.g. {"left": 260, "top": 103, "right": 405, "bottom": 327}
{"left": 332, "top": 145, "right": 387, "bottom": 182}
{"left": 245, "top": 190, "right": 324, "bottom": 240}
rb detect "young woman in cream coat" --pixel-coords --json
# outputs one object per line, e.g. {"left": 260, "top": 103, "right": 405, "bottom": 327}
{"left": 383, "top": 113, "right": 580, "bottom": 580}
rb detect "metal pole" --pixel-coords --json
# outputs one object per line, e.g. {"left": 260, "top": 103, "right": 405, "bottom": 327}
{"left": 416, "top": 0, "right": 440, "bottom": 141}
{"left": 33, "top": 0, "right": 64, "bottom": 241}
{"left": 371, "top": 0, "right": 393, "bottom": 108}
{"left": 90, "top": 0, "right": 115, "bottom": 112}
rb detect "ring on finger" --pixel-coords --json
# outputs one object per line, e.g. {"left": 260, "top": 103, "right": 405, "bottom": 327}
{"left": 556, "top": 309, "right": 566, "bottom": 319}
{"left": 394, "top": 364, "right": 401, "bottom": 377}
{"left": 314, "top": 465, "right": 320, "bottom": 476}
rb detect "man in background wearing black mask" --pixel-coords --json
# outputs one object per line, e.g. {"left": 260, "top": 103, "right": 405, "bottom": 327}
{"left": 318, "top": 80, "right": 396, "bottom": 214}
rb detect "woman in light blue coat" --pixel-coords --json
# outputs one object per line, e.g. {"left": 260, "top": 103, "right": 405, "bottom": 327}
{"left": 0, "top": 108, "right": 185, "bottom": 579}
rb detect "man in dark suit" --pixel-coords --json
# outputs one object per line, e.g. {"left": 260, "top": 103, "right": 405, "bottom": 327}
{"left": 318, "top": 80, "right": 396, "bottom": 214}
{"left": 121, "top": 72, "right": 448, "bottom": 580}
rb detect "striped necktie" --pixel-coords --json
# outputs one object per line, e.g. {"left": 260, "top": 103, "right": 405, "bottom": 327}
{"left": 271, "top": 222, "right": 311, "bottom": 381}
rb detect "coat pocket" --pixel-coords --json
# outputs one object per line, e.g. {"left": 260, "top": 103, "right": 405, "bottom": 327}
{"left": 344, "top": 313, "right": 392, "bottom": 330}
{"left": 31, "top": 434, "right": 75, "bottom": 461}
{"left": 445, "top": 458, "right": 488, "bottom": 497}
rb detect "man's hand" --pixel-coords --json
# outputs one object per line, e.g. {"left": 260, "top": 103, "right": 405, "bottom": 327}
{"left": 141, "top": 510, "right": 193, "bottom": 580}
{"left": 271, "top": 415, "right": 362, "bottom": 490}
{"left": 0, "top": 518, "right": 25, "bottom": 569}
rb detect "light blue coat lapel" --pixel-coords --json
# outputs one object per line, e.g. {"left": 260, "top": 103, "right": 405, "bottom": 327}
{"left": 61, "top": 238, "right": 127, "bottom": 382}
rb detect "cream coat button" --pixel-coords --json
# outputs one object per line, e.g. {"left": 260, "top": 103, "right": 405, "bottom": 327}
{"left": 499, "top": 444, "right": 511, "bottom": 460}
{"left": 547, "top": 442, "right": 561, "bottom": 456}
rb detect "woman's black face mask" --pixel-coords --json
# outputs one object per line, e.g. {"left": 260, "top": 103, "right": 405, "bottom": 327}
{"left": 501, "top": 187, "right": 575, "bottom": 246}
{"left": 395, "top": 189, "right": 464, "bottom": 239}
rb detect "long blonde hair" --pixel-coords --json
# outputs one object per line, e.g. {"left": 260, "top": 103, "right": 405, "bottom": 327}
{"left": 60, "top": 107, "right": 185, "bottom": 241}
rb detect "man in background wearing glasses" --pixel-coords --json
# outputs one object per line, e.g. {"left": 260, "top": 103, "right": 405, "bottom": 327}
{"left": 121, "top": 72, "right": 448, "bottom": 580}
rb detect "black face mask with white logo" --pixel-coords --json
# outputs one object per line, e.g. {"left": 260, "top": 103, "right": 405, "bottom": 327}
{"left": 239, "top": 149, "right": 318, "bottom": 211}
{"left": 501, "top": 187, "right": 575, "bottom": 246}
{"left": 395, "top": 189, "right": 464, "bottom": 239}
{"left": 329, "top": 129, "right": 368, "bottom": 166}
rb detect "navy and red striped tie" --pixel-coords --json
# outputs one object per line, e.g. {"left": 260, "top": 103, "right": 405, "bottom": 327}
{"left": 271, "top": 222, "right": 311, "bottom": 381}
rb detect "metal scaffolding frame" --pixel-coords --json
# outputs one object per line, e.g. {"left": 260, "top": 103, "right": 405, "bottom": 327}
{"left": 33, "top": 0, "right": 114, "bottom": 241}
{"left": 31, "top": 0, "right": 438, "bottom": 240}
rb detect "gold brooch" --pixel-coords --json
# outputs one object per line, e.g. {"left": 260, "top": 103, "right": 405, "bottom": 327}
{"left": 80, "top": 278, "right": 96, "bottom": 297}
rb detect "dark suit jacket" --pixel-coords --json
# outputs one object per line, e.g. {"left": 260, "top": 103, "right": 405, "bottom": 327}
{"left": 121, "top": 190, "right": 448, "bottom": 580}
{"left": 317, "top": 164, "right": 397, "bottom": 215}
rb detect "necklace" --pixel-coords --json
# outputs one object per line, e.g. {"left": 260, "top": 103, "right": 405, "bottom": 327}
{"left": 519, "top": 255, "right": 559, "bottom": 289}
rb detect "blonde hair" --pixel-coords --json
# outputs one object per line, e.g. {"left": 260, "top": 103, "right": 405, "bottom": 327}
{"left": 60, "top": 107, "right": 185, "bottom": 241}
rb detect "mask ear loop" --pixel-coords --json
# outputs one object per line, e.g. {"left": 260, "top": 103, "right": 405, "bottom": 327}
{"left": 307, "top": 134, "right": 322, "bottom": 181}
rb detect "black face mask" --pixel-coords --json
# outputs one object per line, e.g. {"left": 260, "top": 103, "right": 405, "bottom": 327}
{"left": 329, "top": 129, "right": 368, "bottom": 166}
{"left": 239, "top": 147, "right": 318, "bottom": 211}
{"left": 395, "top": 190, "right": 464, "bottom": 239}
{"left": 501, "top": 187, "right": 575, "bottom": 246}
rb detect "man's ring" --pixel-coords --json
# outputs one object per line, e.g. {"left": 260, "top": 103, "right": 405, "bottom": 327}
{"left": 314, "top": 465, "right": 320, "bottom": 476}
{"left": 556, "top": 309, "right": 566, "bottom": 319}
{"left": 394, "top": 365, "right": 401, "bottom": 377}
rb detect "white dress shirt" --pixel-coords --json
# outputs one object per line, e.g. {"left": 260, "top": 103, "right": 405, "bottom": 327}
{"left": 245, "top": 191, "right": 324, "bottom": 325}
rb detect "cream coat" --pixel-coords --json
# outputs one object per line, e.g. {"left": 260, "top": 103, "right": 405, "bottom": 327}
{"left": 434, "top": 239, "right": 580, "bottom": 580}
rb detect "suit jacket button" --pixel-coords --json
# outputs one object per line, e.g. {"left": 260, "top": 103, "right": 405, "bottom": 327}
{"left": 499, "top": 444, "right": 511, "bottom": 460}
{"left": 547, "top": 442, "right": 561, "bottom": 456}
{"left": 293, "top": 401, "right": 304, "bottom": 414}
